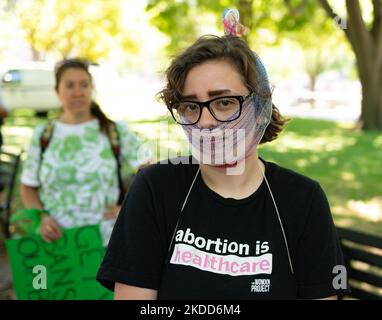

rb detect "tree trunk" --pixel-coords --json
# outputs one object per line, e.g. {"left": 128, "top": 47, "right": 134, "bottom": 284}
{"left": 350, "top": 22, "right": 382, "bottom": 130}
{"left": 358, "top": 64, "right": 382, "bottom": 130}
{"left": 31, "top": 46, "right": 40, "bottom": 61}
{"left": 309, "top": 74, "right": 316, "bottom": 93}
{"left": 318, "top": 0, "right": 382, "bottom": 130}
{"left": 308, "top": 74, "right": 316, "bottom": 109}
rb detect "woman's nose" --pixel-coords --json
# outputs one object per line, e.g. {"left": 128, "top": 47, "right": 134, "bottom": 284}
{"left": 72, "top": 85, "right": 85, "bottom": 96}
{"left": 198, "top": 106, "right": 218, "bottom": 129}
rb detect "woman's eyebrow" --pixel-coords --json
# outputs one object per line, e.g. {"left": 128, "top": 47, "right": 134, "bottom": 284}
{"left": 181, "top": 89, "right": 232, "bottom": 100}
{"left": 208, "top": 89, "right": 232, "bottom": 97}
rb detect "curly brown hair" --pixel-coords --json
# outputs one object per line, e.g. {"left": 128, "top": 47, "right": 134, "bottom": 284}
{"left": 158, "top": 35, "right": 288, "bottom": 144}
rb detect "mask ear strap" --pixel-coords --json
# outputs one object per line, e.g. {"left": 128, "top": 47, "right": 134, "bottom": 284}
{"left": 167, "top": 167, "right": 201, "bottom": 254}
{"left": 251, "top": 53, "right": 273, "bottom": 145}
{"left": 253, "top": 52, "right": 271, "bottom": 95}
{"left": 260, "top": 165, "right": 295, "bottom": 275}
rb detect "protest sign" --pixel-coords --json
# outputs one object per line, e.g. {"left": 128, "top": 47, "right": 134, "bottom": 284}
{"left": 5, "top": 224, "right": 112, "bottom": 300}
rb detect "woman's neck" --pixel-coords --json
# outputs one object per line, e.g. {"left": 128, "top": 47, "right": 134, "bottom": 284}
{"left": 199, "top": 151, "right": 265, "bottom": 199}
{"left": 59, "top": 112, "right": 94, "bottom": 124}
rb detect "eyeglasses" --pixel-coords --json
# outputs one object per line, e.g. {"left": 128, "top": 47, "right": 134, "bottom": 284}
{"left": 169, "top": 93, "right": 253, "bottom": 125}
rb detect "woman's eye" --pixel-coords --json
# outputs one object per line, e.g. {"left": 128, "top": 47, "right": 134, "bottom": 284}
{"left": 187, "top": 104, "right": 198, "bottom": 111}
{"left": 218, "top": 99, "right": 235, "bottom": 107}
{"left": 179, "top": 103, "right": 198, "bottom": 113}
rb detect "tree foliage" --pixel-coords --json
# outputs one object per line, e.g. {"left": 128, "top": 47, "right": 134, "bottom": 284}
{"left": 146, "top": 0, "right": 320, "bottom": 50}
{"left": 16, "top": 0, "right": 137, "bottom": 62}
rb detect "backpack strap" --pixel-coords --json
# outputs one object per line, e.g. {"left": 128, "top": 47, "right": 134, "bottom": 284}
{"left": 40, "top": 120, "right": 56, "bottom": 156}
{"left": 38, "top": 120, "right": 55, "bottom": 183}
{"left": 105, "top": 121, "right": 124, "bottom": 205}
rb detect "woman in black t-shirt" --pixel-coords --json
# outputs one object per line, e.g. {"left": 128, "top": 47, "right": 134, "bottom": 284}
{"left": 97, "top": 15, "right": 349, "bottom": 300}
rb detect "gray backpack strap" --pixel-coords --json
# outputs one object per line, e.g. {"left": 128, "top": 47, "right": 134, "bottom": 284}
{"left": 38, "top": 120, "right": 56, "bottom": 182}
{"left": 105, "top": 122, "right": 124, "bottom": 204}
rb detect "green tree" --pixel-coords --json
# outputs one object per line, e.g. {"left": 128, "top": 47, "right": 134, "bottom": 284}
{"left": 146, "top": 1, "right": 200, "bottom": 54}
{"left": 0, "top": 0, "right": 17, "bottom": 60}
{"left": 16, "top": 0, "right": 137, "bottom": 62}
{"left": 288, "top": 9, "right": 351, "bottom": 92}
{"left": 146, "top": 0, "right": 316, "bottom": 51}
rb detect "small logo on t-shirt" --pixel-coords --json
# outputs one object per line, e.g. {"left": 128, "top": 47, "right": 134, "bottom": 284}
{"left": 251, "top": 279, "right": 270, "bottom": 293}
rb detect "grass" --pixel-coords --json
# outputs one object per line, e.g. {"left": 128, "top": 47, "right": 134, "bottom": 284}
{"left": 2, "top": 113, "right": 382, "bottom": 237}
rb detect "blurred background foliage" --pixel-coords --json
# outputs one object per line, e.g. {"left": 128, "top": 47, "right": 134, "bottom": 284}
{"left": 15, "top": 0, "right": 138, "bottom": 62}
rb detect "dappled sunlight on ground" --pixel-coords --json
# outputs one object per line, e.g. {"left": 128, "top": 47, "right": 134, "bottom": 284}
{"left": 338, "top": 171, "right": 362, "bottom": 190}
{"left": 347, "top": 198, "right": 382, "bottom": 222}
{"left": 274, "top": 131, "right": 357, "bottom": 153}
{"left": 373, "top": 135, "right": 382, "bottom": 148}
{"left": 334, "top": 197, "right": 382, "bottom": 225}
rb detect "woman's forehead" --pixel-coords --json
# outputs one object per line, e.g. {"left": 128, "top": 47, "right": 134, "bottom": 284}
{"left": 60, "top": 68, "right": 91, "bottom": 81}
{"left": 183, "top": 60, "right": 246, "bottom": 97}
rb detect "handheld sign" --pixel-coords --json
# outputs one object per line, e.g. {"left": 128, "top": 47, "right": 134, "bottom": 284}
{"left": 5, "top": 224, "right": 113, "bottom": 300}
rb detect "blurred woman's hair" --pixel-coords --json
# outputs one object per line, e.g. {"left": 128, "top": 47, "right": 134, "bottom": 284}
{"left": 158, "top": 35, "right": 288, "bottom": 144}
{"left": 54, "top": 58, "right": 114, "bottom": 133}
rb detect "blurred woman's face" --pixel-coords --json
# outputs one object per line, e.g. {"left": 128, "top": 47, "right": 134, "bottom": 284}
{"left": 56, "top": 68, "right": 93, "bottom": 116}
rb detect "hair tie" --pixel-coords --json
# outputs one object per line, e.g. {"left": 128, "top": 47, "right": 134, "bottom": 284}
{"left": 222, "top": 8, "right": 248, "bottom": 37}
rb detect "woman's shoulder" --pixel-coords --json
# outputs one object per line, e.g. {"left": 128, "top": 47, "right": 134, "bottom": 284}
{"left": 35, "top": 121, "right": 51, "bottom": 131}
{"left": 113, "top": 120, "right": 140, "bottom": 141}
{"left": 265, "top": 159, "right": 320, "bottom": 192}
{"left": 114, "top": 120, "right": 132, "bottom": 133}
{"left": 264, "top": 159, "right": 329, "bottom": 227}
{"left": 30, "top": 121, "right": 53, "bottom": 140}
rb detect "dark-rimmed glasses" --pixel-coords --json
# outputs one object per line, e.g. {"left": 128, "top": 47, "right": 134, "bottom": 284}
{"left": 169, "top": 93, "right": 253, "bottom": 125}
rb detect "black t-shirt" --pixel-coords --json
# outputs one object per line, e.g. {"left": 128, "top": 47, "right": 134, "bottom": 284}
{"left": 97, "top": 156, "right": 349, "bottom": 299}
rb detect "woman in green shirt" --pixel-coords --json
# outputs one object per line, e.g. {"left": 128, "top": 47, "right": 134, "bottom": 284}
{"left": 21, "top": 59, "right": 150, "bottom": 246}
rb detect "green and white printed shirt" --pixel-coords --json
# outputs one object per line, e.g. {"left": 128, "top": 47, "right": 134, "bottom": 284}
{"left": 21, "top": 119, "right": 151, "bottom": 245}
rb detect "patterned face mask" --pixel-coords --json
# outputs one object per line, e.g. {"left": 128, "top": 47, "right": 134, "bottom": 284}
{"left": 181, "top": 53, "right": 273, "bottom": 170}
